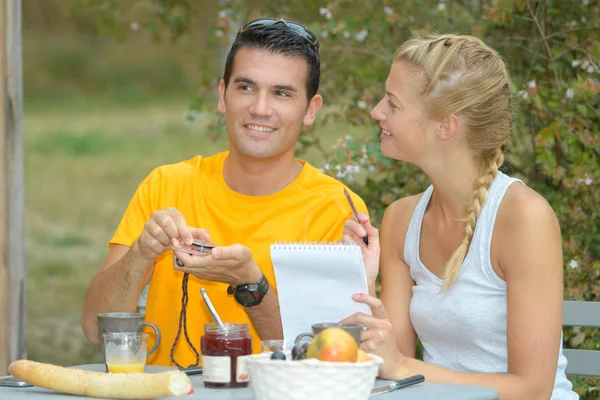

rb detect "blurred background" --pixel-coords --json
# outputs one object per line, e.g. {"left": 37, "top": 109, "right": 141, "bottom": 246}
{"left": 21, "top": 0, "right": 598, "bottom": 397}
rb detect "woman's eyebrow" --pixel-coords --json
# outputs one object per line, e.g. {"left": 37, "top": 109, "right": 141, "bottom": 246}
{"left": 386, "top": 90, "right": 400, "bottom": 100}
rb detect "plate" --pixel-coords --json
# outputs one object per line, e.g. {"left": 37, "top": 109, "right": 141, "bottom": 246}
{"left": 70, "top": 364, "right": 176, "bottom": 373}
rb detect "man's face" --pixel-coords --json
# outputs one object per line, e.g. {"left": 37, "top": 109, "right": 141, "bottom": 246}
{"left": 218, "top": 48, "right": 322, "bottom": 161}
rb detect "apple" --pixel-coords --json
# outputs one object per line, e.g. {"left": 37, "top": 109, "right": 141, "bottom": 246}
{"left": 306, "top": 328, "right": 358, "bottom": 362}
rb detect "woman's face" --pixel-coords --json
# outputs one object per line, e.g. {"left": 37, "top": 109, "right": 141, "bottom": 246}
{"left": 370, "top": 61, "right": 437, "bottom": 166}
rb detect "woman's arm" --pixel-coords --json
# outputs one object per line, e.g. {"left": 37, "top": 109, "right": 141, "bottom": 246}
{"left": 344, "top": 196, "right": 420, "bottom": 356}
{"left": 359, "top": 185, "right": 564, "bottom": 400}
{"left": 379, "top": 197, "right": 419, "bottom": 357}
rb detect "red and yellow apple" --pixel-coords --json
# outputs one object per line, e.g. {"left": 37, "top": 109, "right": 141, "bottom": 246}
{"left": 306, "top": 328, "right": 358, "bottom": 362}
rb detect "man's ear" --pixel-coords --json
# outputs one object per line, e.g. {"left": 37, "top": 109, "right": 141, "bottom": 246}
{"left": 302, "top": 94, "right": 323, "bottom": 126}
{"left": 437, "top": 114, "right": 459, "bottom": 141}
{"left": 217, "top": 79, "right": 226, "bottom": 114}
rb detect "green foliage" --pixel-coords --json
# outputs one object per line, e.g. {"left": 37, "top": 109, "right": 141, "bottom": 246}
{"left": 23, "top": 34, "right": 198, "bottom": 110}
{"left": 71, "top": 0, "right": 599, "bottom": 395}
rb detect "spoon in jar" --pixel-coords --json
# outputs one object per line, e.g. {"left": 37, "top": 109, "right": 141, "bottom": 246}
{"left": 200, "top": 288, "right": 224, "bottom": 327}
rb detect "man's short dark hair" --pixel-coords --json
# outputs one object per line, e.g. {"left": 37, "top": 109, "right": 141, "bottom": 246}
{"left": 222, "top": 23, "right": 320, "bottom": 102}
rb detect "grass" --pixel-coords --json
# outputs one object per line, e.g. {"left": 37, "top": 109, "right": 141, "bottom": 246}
{"left": 23, "top": 99, "right": 357, "bottom": 366}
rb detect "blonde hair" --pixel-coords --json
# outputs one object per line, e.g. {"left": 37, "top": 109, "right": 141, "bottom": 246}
{"left": 394, "top": 33, "right": 512, "bottom": 289}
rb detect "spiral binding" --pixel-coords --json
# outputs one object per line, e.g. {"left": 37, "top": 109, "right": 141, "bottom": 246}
{"left": 270, "top": 241, "right": 359, "bottom": 250}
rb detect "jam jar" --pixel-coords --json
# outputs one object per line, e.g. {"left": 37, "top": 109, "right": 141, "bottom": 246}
{"left": 201, "top": 322, "right": 252, "bottom": 388}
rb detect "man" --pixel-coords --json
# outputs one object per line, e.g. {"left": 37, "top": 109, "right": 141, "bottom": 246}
{"left": 81, "top": 18, "right": 368, "bottom": 367}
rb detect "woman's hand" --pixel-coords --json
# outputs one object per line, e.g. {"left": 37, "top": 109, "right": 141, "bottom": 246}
{"left": 343, "top": 293, "right": 408, "bottom": 379}
{"left": 342, "top": 213, "right": 380, "bottom": 288}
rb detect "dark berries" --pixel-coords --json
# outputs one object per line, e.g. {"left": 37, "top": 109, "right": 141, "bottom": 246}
{"left": 270, "top": 350, "right": 286, "bottom": 360}
{"left": 291, "top": 342, "right": 310, "bottom": 361}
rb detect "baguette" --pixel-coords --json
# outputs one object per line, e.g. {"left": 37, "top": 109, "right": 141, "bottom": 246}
{"left": 8, "top": 360, "right": 193, "bottom": 399}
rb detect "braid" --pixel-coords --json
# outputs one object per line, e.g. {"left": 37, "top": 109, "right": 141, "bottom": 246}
{"left": 442, "top": 151, "right": 502, "bottom": 289}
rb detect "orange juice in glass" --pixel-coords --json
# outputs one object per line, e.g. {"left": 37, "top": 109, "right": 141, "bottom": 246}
{"left": 103, "top": 332, "right": 148, "bottom": 373}
{"left": 106, "top": 363, "right": 145, "bottom": 373}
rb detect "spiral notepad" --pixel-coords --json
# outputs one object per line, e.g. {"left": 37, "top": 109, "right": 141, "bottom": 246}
{"left": 271, "top": 242, "right": 371, "bottom": 342}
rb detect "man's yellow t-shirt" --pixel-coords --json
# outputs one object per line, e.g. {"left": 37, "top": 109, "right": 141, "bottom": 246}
{"left": 110, "top": 151, "right": 368, "bottom": 367}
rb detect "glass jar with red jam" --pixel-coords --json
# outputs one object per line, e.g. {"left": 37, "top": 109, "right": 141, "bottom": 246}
{"left": 201, "top": 322, "right": 252, "bottom": 388}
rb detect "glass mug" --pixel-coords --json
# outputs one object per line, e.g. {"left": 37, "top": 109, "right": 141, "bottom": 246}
{"left": 97, "top": 312, "right": 160, "bottom": 368}
{"left": 294, "top": 322, "right": 364, "bottom": 346}
{"left": 103, "top": 332, "right": 149, "bottom": 373}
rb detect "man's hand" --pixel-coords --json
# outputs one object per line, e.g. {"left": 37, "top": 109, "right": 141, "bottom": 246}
{"left": 172, "top": 243, "right": 262, "bottom": 286}
{"left": 173, "top": 243, "right": 282, "bottom": 340}
{"left": 137, "top": 207, "right": 211, "bottom": 260}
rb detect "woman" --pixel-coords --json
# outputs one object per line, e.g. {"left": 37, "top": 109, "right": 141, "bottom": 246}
{"left": 343, "top": 33, "right": 578, "bottom": 399}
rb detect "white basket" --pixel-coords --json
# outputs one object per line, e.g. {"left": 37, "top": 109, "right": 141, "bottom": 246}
{"left": 246, "top": 352, "right": 383, "bottom": 400}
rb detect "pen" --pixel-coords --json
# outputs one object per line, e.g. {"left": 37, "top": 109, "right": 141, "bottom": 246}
{"left": 343, "top": 188, "right": 369, "bottom": 246}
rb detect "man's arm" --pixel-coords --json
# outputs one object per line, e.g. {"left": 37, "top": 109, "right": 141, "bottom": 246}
{"left": 242, "top": 286, "right": 283, "bottom": 340}
{"left": 81, "top": 242, "right": 155, "bottom": 343}
{"left": 82, "top": 207, "right": 203, "bottom": 343}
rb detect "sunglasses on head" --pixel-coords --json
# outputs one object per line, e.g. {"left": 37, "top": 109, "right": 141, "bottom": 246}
{"left": 238, "top": 18, "right": 319, "bottom": 50}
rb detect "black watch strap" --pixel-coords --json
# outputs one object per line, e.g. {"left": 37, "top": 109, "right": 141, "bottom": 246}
{"left": 254, "top": 274, "right": 269, "bottom": 296}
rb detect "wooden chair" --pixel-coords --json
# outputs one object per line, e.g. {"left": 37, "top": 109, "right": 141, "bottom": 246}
{"left": 563, "top": 300, "right": 600, "bottom": 376}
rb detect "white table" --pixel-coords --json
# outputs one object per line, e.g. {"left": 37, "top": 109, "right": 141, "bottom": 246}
{"left": 0, "top": 364, "right": 499, "bottom": 400}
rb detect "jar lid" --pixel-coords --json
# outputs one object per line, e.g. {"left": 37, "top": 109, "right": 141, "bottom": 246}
{"left": 204, "top": 322, "right": 249, "bottom": 335}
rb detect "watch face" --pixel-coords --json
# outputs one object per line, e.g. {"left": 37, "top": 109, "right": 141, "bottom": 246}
{"left": 237, "top": 291, "right": 258, "bottom": 305}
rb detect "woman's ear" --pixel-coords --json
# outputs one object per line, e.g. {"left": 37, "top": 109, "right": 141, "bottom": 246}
{"left": 437, "top": 114, "right": 459, "bottom": 141}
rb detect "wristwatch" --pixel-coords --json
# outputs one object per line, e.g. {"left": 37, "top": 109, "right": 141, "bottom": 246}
{"left": 227, "top": 274, "right": 269, "bottom": 307}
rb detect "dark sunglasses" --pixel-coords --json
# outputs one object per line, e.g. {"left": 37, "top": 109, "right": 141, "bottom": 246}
{"left": 238, "top": 18, "right": 319, "bottom": 50}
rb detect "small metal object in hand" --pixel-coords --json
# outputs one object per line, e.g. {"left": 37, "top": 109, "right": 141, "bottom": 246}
{"left": 191, "top": 239, "right": 216, "bottom": 253}
{"left": 370, "top": 374, "right": 425, "bottom": 396}
{"left": 343, "top": 188, "right": 368, "bottom": 245}
{"left": 171, "top": 239, "right": 216, "bottom": 257}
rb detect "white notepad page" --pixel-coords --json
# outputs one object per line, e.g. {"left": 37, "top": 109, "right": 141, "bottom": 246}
{"left": 270, "top": 242, "right": 372, "bottom": 342}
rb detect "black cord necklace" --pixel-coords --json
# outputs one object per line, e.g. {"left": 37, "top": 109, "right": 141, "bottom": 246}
{"left": 169, "top": 272, "right": 200, "bottom": 368}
